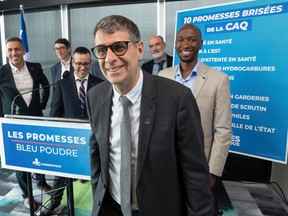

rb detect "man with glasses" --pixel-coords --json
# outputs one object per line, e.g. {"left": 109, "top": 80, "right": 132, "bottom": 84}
{"left": 51, "top": 38, "right": 74, "bottom": 85}
{"left": 159, "top": 24, "right": 232, "bottom": 215}
{"left": 40, "top": 47, "right": 103, "bottom": 216}
{"left": 87, "top": 15, "right": 213, "bottom": 216}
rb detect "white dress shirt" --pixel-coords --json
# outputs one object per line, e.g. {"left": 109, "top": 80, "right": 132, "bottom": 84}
{"left": 10, "top": 61, "right": 33, "bottom": 106}
{"left": 109, "top": 70, "right": 143, "bottom": 209}
{"left": 61, "top": 58, "right": 71, "bottom": 78}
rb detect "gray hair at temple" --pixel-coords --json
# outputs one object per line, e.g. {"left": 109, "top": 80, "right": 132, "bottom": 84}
{"left": 93, "top": 15, "right": 141, "bottom": 43}
{"left": 6, "top": 37, "right": 25, "bottom": 51}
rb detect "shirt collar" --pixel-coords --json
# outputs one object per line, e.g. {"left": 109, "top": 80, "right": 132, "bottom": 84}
{"left": 9, "top": 61, "right": 27, "bottom": 73}
{"left": 61, "top": 58, "right": 71, "bottom": 67}
{"left": 113, "top": 69, "right": 143, "bottom": 105}
{"left": 175, "top": 59, "right": 200, "bottom": 79}
{"left": 74, "top": 73, "right": 89, "bottom": 81}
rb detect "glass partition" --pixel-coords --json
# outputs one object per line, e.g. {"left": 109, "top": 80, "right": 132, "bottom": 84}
{"left": 70, "top": 2, "right": 157, "bottom": 65}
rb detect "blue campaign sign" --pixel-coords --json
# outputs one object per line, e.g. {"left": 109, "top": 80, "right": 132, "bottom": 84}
{"left": 175, "top": 0, "right": 288, "bottom": 163}
{"left": 0, "top": 118, "right": 92, "bottom": 179}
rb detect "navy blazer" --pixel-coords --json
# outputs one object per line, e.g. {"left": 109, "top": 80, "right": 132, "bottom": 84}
{"left": 90, "top": 61, "right": 106, "bottom": 81}
{"left": 141, "top": 54, "right": 173, "bottom": 74}
{"left": 0, "top": 97, "right": 3, "bottom": 117}
{"left": 87, "top": 71, "right": 213, "bottom": 216}
{"left": 49, "top": 73, "right": 103, "bottom": 119}
{"left": 50, "top": 59, "right": 74, "bottom": 85}
{"left": 0, "top": 62, "right": 50, "bottom": 116}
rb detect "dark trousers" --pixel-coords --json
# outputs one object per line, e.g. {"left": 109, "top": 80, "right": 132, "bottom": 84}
{"left": 99, "top": 191, "right": 139, "bottom": 216}
{"left": 51, "top": 176, "right": 67, "bottom": 204}
{"left": 16, "top": 171, "right": 46, "bottom": 198}
{"left": 212, "top": 177, "right": 220, "bottom": 216}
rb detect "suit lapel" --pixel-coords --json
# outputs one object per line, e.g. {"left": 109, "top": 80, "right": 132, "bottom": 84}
{"left": 192, "top": 62, "right": 208, "bottom": 99}
{"left": 57, "top": 63, "right": 62, "bottom": 81}
{"left": 26, "top": 62, "right": 36, "bottom": 90}
{"left": 136, "top": 73, "right": 157, "bottom": 184}
{"left": 164, "top": 66, "right": 178, "bottom": 80}
{"left": 69, "top": 74, "right": 80, "bottom": 106}
{"left": 87, "top": 76, "right": 96, "bottom": 91}
{"left": 4, "top": 64, "right": 20, "bottom": 96}
{"left": 100, "top": 86, "right": 113, "bottom": 183}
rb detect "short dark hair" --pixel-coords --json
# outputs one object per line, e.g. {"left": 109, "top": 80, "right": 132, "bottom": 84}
{"left": 54, "top": 38, "right": 71, "bottom": 48}
{"left": 73, "top": 46, "right": 91, "bottom": 56}
{"left": 6, "top": 37, "right": 25, "bottom": 50}
{"left": 93, "top": 15, "right": 141, "bottom": 42}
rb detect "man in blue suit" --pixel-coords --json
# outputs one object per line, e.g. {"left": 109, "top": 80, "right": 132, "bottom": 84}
{"left": 50, "top": 38, "right": 74, "bottom": 85}
{"left": 90, "top": 61, "right": 106, "bottom": 81}
{"left": 0, "top": 37, "right": 51, "bottom": 210}
{"left": 40, "top": 47, "right": 103, "bottom": 216}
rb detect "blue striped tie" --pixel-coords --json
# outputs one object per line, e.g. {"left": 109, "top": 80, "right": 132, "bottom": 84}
{"left": 79, "top": 79, "right": 86, "bottom": 113}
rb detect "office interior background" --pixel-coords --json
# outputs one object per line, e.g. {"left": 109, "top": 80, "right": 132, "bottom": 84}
{"left": 1, "top": 0, "right": 288, "bottom": 208}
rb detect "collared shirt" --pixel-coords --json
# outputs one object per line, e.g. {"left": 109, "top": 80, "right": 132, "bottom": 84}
{"left": 61, "top": 58, "right": 71, "bottom": 78}
{"left": 175, "top": 59, "right": 200, "bottom": 90}
{"left": 152, "top": 54, "right": 168, "bottom": 75}
{"left": 109, "top": 70, "right": 143, "bottom": 209}
{"left": 10, "top": 61, "right": 33, "bottom": 106}
{"left": 75, "top": 74, "right": 89, "bottom": 96}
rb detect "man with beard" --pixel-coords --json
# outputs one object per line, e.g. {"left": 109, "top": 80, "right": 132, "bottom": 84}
{"left": 141, "top": 35, "right": 173, "bottom": 75}
{"left": 159, "top": 24, "right": 232, "bottom": 215}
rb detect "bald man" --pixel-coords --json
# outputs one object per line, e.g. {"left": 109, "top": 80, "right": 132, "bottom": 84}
{"left": 141, "top": 35, "right": 173, "bottom": 75}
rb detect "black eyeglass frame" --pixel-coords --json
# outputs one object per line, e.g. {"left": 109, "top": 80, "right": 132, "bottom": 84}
{"left": 90, "top": 41, "right": 139, "bottom": 59}
{"left": 73, "top": 61, "right": 92, "bottom": 68}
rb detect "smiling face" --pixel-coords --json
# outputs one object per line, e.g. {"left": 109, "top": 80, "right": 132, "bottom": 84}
{"left": 6, "top": 41, "right": 25, "bottom": 69}
{"left": 72, "top": 52, "right": 91, "bottom": 80}
{"left": 148, "top": 35, "right": 166, "bottom": 61}
{"left": 54, "top": 43, "right": 71, "bottom": 62}
{"left": 95, "top": 30, "right": 144, "bottom": 95}
{"left": 175, "top": 24, "right": 203, "bottom": 64}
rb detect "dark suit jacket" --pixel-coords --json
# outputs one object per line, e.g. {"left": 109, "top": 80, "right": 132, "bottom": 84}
{"left": 0, "top": 62, "right": 50, "bottom": 116}
{"left": 50, "top": 59, "right": 74, "bottom": 84}
{"left": 86, "top": 71, "right": 213, "bottom": 216}
{"left": 141, "top": 54, "right": 173, "bottom": 74}
{"left": 49, "top": 73, "right": 103, "bottom": 119}
{"left": 0, "top": 98, "right": 3, "bottom": 117}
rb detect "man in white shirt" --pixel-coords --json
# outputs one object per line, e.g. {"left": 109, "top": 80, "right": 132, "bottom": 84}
{"left": 0, "top": 37, "right": 51, "bottom": 211}
{"left": 50, "top": 38, "right": 74, "bottom": 85}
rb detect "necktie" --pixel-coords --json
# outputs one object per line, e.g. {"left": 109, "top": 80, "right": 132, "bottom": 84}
{"left": 157, "top": 60, "right": 165, "bottom": 72}
{"left": 119, "top": 96, "right": 132, "bottom": 216}
{"left": 79, "top": 79, "right": 86, "bottom": 113}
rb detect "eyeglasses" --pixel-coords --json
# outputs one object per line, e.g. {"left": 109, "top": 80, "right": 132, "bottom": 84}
{"left": 74, "top": 62, "right": 91, "bottom": 68}
{"left": 91, "top": 41, "right": 138, "bottom": 59}
{"left": 54, "top": 47, "right": 67, "bottom": 51}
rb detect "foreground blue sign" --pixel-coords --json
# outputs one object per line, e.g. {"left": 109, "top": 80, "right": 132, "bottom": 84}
{"left": 175, "top": 0, "right": 288, "bottom": 163}
{"left": 0, "top": 117, "right": 92, "bottom": 179}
